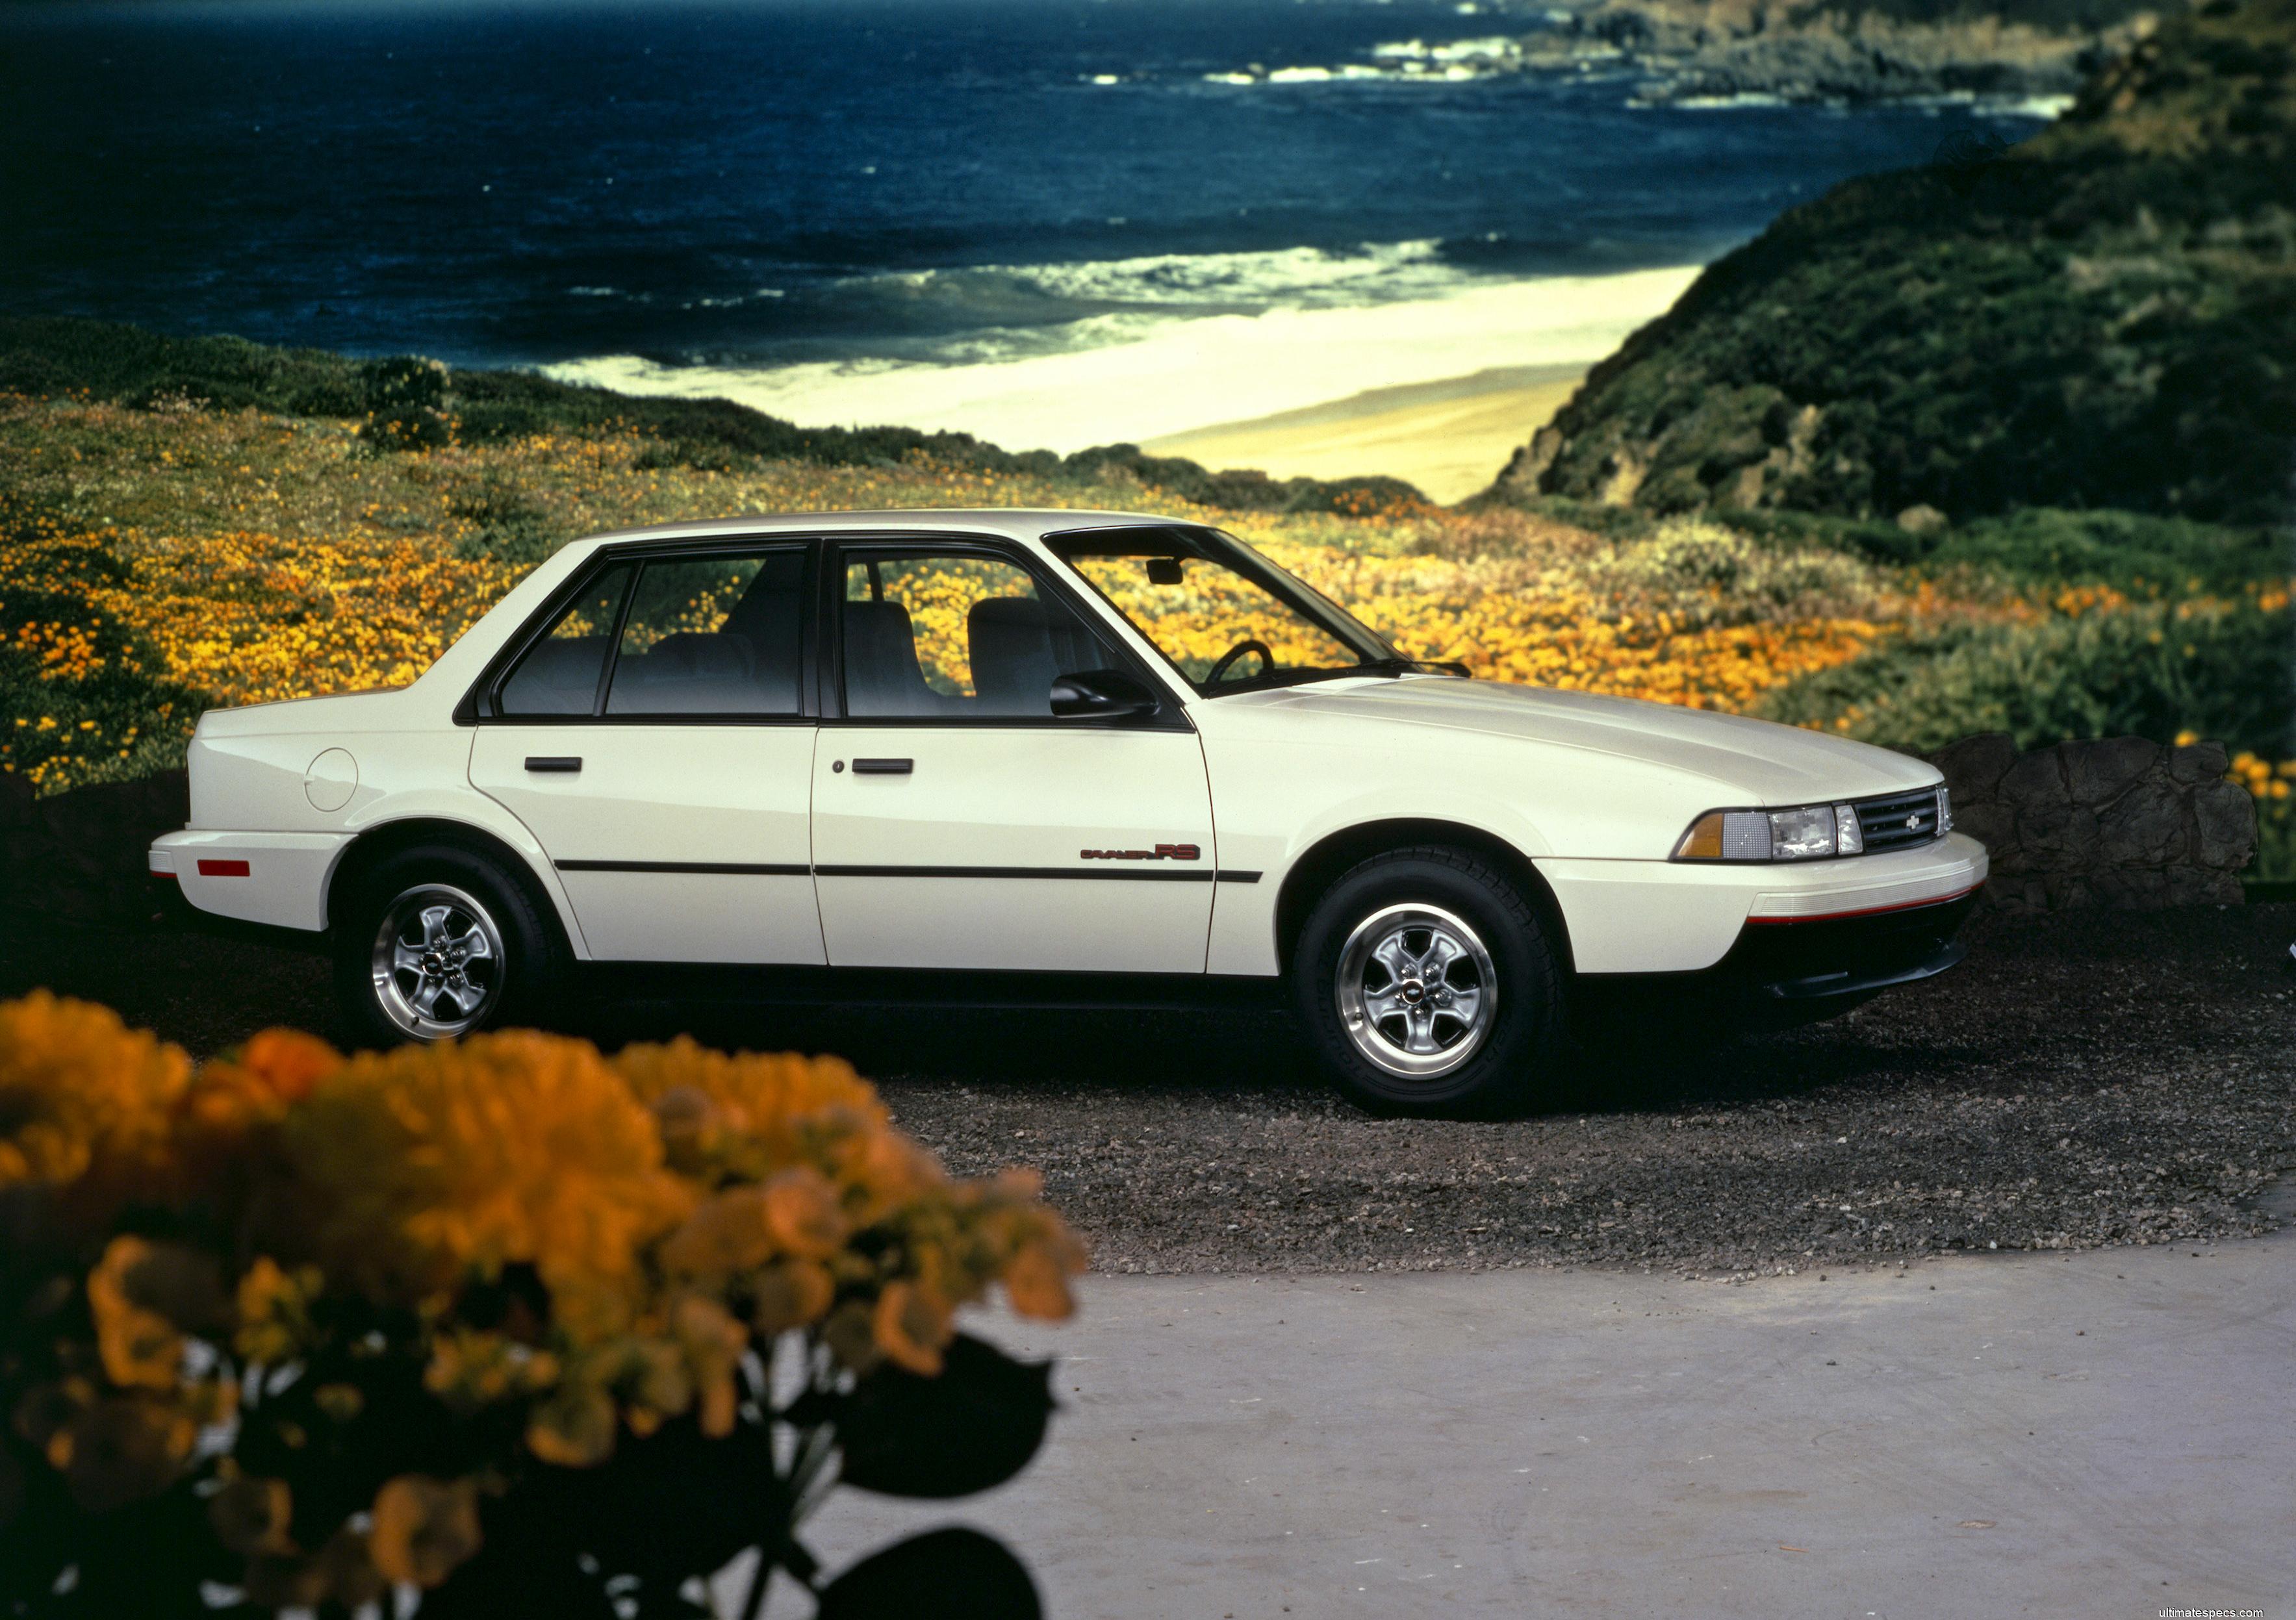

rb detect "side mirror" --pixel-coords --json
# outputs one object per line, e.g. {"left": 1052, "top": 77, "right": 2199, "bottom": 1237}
{"left": 1049, "top": 668, "right": 1159, "bottom": 720}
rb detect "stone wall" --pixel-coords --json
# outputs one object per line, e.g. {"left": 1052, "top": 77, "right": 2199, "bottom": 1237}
{"left": 0, "top": 769, "right": 189, "bottom": 924}
{"left": 1927, "top": 733, "right": 2258, "bottom": 913}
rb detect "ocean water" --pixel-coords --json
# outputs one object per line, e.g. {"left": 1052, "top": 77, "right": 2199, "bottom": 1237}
{"left": 0, "top": 0, "right": 2052, "bottom": 448}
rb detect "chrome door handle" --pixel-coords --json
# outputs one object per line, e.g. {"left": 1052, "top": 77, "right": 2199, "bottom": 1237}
{"left": 524, "top": 756, "right": 582, "bottom": 773}
{"left": 851, "top": 757, "right": 913, "bottom": 775}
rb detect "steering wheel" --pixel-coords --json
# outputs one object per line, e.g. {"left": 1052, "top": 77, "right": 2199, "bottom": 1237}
{"left": 1205, "top": 638, "right": 1275, "bottom": 685}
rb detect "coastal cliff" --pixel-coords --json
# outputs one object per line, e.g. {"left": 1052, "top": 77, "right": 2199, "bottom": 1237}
{"left": 1490, "top": 0, "right": 2296, "bottom": 527}
{"left": 1519, "top": 0, "right": 2165, "bottom": 105}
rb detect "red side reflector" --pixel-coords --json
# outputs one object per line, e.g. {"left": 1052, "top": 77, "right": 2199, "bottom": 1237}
{"left": 196, "top": 859, "right": 251, "bottom": 878}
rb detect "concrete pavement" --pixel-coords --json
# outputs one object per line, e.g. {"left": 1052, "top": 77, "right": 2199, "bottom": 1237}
{"left": 772, "top": 1222, "right": 2295, "bottom": 1618}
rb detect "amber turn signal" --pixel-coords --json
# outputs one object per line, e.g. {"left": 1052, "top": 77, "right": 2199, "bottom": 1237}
{"left": 1675, "top": 811, "right": 1726, "bottom": 860}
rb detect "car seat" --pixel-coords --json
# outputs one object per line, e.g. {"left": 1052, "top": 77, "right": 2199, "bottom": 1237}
{"left": 841, "top": 599, "right": 946, "bottom": 716}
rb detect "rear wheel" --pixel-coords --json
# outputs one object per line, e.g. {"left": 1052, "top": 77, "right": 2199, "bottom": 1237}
{"left": 333, "top": 844, "right": 565, "bottom": 1046}
{"left": 1292, "top": 847, "right": 1566, "bottom": 1117}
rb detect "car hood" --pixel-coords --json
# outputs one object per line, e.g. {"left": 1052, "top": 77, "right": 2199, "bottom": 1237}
{"left": 1229, "top": 676, "right": 1938, "bottom": 805}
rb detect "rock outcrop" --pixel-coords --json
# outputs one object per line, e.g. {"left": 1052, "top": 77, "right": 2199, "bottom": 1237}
{"left": 1520, "top": 0, "right": 2150, "bottom": 107}
{"left": 1928, "top": 731, "right": 2257, "bottom": 910}
{"left": 1488, "top": 0, "right": 2296, "bottom": 527}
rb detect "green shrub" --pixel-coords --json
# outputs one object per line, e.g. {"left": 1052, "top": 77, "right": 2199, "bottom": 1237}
{"left": 2252, "top": 791, "right": 2296, "bottom": 883}
{"left": 355, "top": 355, "right": 454, "bottom": 452}
{"left": 0, "top": 318, "right": 365, "bottom": 416}
{"left": 1923, "top": 508, "right": 2291, "bottom": 590}
{"left": 1755, "top": 594, "right": 2295, "bottom": 755}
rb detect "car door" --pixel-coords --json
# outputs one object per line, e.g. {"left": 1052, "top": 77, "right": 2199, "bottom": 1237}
{"left": 811, "top": 540, "right": 1216, "bottom": 974}
{"left": 468, "top": 540, "right": 825, "bottom": 964}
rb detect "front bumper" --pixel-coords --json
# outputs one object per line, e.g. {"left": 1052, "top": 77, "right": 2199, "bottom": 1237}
{"left": 1544, "top": 831, "right": 1989, "bottom": 975}
{"left": 1716, "top": 888, "right": 1979, "bottom": 1002}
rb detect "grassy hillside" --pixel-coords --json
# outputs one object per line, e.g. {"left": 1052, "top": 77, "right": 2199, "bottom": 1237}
{"left": 1495, "top": 0, "right": 2296, "bottom": 527}
{"left": 0, "top": 318, "right": 1425, "bottom": 521}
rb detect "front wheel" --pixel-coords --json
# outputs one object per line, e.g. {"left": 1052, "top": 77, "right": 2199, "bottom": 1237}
{"left": 1292, "top": 847, "right": 1566, "bottom": 1117}
{"left": 333, "top": 844, "right": 565, "bottom": 1046}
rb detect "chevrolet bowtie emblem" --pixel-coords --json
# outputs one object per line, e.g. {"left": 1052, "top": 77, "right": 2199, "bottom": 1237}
{"left": 1906, "top": 814, "right": 1924, "bottom": 829}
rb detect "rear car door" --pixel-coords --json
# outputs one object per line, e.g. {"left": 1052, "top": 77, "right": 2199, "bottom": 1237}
{"left": 810, "top": 540, "right": 1216, "bottom": 974}
{"left": 468, "top": 540, "right": 824, "bottom": 963}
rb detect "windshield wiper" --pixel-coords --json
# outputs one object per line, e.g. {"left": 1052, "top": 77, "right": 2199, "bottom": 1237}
{"left": 1290, "top": 657, "right": 1470, "bottom": 684}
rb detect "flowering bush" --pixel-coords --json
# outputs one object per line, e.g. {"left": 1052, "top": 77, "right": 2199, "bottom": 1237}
{"left": 0, "top": 995, "right": 1084, "bottom": 1617}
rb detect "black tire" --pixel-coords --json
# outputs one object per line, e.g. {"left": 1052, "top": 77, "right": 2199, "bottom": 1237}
{"left": 332, "top": 842, "right": 567, "bottom": 1048}
{"left": 1291, "top": 846, "right": 1566, "bottom": 1118}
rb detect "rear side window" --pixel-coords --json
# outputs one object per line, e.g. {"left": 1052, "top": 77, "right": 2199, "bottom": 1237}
{"left": 496, "top": 564, "right": 633, "bottom": 716}
{"left": 605, "top": 548, "right": 806, "bottom": 716}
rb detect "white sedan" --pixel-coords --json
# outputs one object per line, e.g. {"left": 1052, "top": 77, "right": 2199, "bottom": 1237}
{"left": 150, "top": 510, "right": 1986, "bottom": 1115}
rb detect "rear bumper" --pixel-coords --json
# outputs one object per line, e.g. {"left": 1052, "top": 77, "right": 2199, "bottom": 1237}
{"left": 148, "top": 829, "right": 348, "bottom": 932}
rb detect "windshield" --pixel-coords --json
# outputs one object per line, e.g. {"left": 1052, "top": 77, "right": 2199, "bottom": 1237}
{"left": 1047, "top": 525, "right": 1427, "bottom": 696}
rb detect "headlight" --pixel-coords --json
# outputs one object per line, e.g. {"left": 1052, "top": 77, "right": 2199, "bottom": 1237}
{"left": 1674, "top": 802, "right": 1869, "bottom": 862}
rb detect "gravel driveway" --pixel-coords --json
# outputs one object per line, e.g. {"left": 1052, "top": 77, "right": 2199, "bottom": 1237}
{"left": 5, "top": 903, "right": 2291, "bottom": 1276}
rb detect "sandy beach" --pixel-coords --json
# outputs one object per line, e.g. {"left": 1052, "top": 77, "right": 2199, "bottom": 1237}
{"left": 1142, "top": 362, "right": 1583, "bottom": 505}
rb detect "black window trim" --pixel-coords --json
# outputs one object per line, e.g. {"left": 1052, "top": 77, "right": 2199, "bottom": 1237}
{"left": 457, "top": 536, "right": 821, "bottom": 727}
{"left": 821, "top": 535, "right": 1195, "bottom": 731}
{"left": 1041, "top": 521, "right": 1401, "bottom": 698}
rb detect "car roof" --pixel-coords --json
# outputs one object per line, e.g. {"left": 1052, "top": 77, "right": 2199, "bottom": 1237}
{"left": 563, "top": 508, "right": 1208, "bottom": 555}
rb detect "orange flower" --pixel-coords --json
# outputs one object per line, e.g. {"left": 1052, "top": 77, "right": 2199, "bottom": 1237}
{"left": 614, "top": 1039, "right": 885, "bottom": 1178}
{"left": 369, "top": 1474, "right": 483, "bottom": 1588}
{"left": 0, "top": 992, "right": 190, "bottom": 1224}
{"left": 526, "top": 1379, "right": 617, "bottom": 1468}
{"left": 749, "top": 1259, "right": 835, "bottom": 1336}
{"left": 871, "top": 1280, "right": 952, "bottom": 1377}
{"left": 821, "top": 1298, "right": 881, "bottom": 1374}
{"left": 96, "top": 1238, "right": 227, "bottom": 1382}
{"left": 48, "top": 1394, "right": 202, "bottom": 1514}
{"left": 657, "top": 1185, "right": 777, "bottom": 1277}
{"left": 186, "top": 1030, "right": 341, "bottom": 1126}
{"left": 1003, "top": 1239, "right": 1080, "bottom": 1323}
{"left": 279, "top": 1031, "right": 691, "bottom": 1318}
{"left": 835, "top": 1126, "right": 947, "bottom": 1223}
{"left": 671, "top": 1295, "right": 750, "bottom": 1437}
{"left": 761, "top": 1167, "right": 848, "bottom": 1260}
{"left": 209, "top": 1473, "right": 297, "bottom": 1557}
{"left": 233, "top": 1256, "right": 321, "bottom": 1365}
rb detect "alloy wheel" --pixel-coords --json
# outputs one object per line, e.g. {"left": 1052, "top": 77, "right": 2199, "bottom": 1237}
{"left": 1334, "top": 902, "right": 1498, "bottom": 1080}
{"left": 369, "top": 882, "right": 506, "bottom": 1041}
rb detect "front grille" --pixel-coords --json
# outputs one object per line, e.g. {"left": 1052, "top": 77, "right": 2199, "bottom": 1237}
{"left": 1853, "top": 787, "right": 1945, "bottom": 854}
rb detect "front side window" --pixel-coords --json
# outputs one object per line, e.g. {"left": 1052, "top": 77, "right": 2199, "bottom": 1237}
{"left": 1051, "top": 527, "right": 1397, "bottom": 694}
{"left": 839, "top": 551, "right": 1121, "bottom": 718}
{"left": 605, "top": 548, "right": 806, "bottom": 716}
